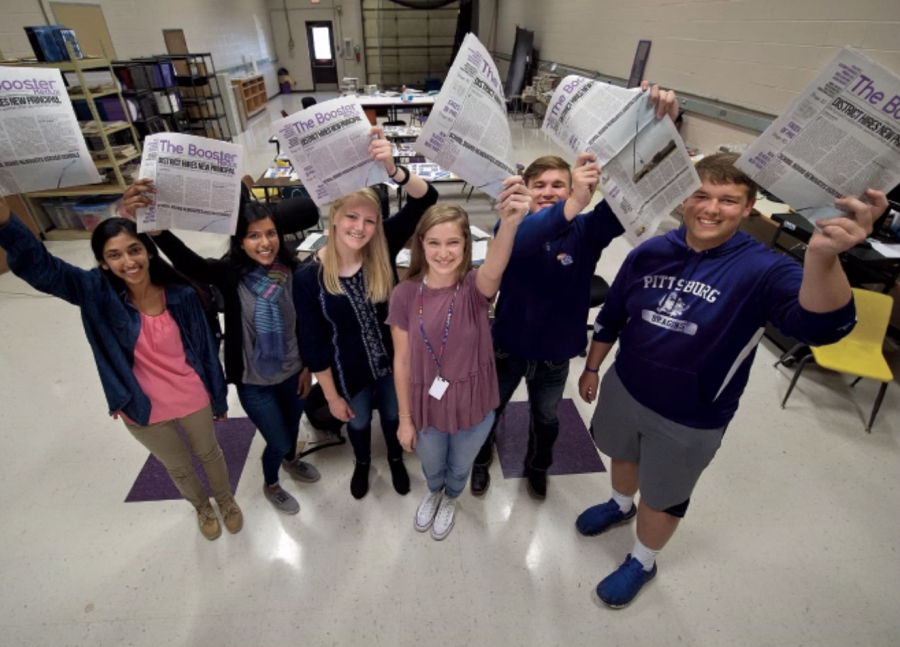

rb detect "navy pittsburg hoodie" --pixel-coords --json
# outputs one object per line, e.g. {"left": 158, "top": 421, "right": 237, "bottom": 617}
{"left": 593, "top": 227, "right": 856, "bottom": 429}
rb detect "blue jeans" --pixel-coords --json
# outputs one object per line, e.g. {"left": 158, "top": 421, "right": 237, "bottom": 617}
{"left": 346, "top": 373, "right": 402, "bottom": 462}
{"left": 474, "top": 342, "right": 570, "bottom": 471}
{"left": 417, "top": 410, "right": 495, "bottom": 498}
{"left": 237, "top": 371, "right": 305, "bottom": 486}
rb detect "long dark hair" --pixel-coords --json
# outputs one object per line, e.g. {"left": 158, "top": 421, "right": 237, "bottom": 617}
{"left": 90, "top": 218, "right": 209, "bottom": 307}
{"left": 228, "top": 201, "right": 297, "bottom": 274}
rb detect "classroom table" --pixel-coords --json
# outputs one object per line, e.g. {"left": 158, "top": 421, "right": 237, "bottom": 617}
{"left": 358, "top": 95, "right": 435, "bottom": 124}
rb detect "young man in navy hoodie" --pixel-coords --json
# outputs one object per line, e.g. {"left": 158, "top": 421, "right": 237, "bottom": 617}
{"left": 576, "top": 153, "right": 887, "bottom": 608}
{"left": 470, "top": 84, "right": 679, "bottom": 498}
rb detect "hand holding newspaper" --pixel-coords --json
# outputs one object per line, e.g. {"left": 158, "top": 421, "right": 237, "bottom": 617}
{"left": 413, "top": 33, "right": 516, "bottom": 198}
{"left": 0, "top": 67, "right": 102, "bottom": 196}
{"left": 136, "top": 133, "right": 242, "bottom": 234}
{"left": 272, "top": 96, "right": 388, "bottom": 206}
{"left": 542, "top": 77, "right": 700, "bottom": 245}
{"left": 736, "top": 48, "right": 900, "bottom": 223}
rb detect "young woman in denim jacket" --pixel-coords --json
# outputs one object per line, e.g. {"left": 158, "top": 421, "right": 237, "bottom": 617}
{"left": 0, "top": 197, "right": 239, "bottom": 541}
{"left": 121, "top": 189, "right": 321, "bottom": 516}
{"left": 293, "top": 127, "right": 438, "bottom": 500}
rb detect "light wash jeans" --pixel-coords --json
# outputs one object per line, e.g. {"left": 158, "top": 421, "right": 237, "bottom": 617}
{"left": 416, "top": 410, "right": 496, "bottom": 498}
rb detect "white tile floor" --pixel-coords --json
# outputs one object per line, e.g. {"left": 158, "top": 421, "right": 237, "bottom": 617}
{"left": 1, "top": 95, "right": 899, "bottom": 646}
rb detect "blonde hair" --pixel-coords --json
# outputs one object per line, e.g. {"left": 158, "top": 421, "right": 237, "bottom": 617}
{"left": 406, "top": 204, "right": 472, "bottom": 285}
{"left": 321, "top": 188, "right": 394, "bottom": 302}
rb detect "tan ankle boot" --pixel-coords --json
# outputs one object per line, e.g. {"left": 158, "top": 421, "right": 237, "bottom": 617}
{"left": 197, "top": 503, "right": 222, "bottom": 540}
{"left": 217, "top": 497, "right": 244, "bottom": 534}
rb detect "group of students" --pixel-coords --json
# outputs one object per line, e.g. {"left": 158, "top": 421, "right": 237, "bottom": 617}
{"left": 0, "top": 83, "right": 887, "bottom": 609}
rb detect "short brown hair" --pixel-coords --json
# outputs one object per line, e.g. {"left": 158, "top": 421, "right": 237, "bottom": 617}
{"left": 523, "top": 155, "right": 572, "bottom": 187}
{"left": 695, "top": 152, "right": 757, "bottom": 201}
{"left": 406, "top": 204, "right": 472, "bottom": 285}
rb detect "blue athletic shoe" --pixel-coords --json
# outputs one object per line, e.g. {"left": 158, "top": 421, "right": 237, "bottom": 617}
{"left": 575, "top": 499, "right": 637, "bottom": 536}
{"left": 596, "top": 554, "right": 657, "bottom": 608}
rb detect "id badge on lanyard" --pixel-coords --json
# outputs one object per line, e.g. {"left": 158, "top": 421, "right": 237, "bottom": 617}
{"left": 418, "top": 279, "right": 460, "bottom": 401}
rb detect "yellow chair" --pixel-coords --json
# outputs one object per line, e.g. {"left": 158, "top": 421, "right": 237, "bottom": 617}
{"left": 778, "top": 288, "right": 894, "bottom": 432}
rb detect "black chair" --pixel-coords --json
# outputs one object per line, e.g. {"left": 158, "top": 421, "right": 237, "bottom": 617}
{"left": 301, "top": 96, "right": 317, "bottom": 110}
{"left": 580, "top": 275, "right": 610, "bottom": 357}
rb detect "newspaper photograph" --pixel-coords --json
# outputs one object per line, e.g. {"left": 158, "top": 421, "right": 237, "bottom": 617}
{"left": 737, "top": 47, "right": 900, "bottom": 222}
{"left": 414, "top": 33, "right": 516, "bottom": 199}
{"left": 543, "top": 76, "right": 700, "bottom": 244}
{"left": 136, "top": 133, "right": 242, "bottom": 235}
{"left": 272, "top": 96, "right": 387, "bottom": 206}
{"left": 0, "top": 67, "right": 102, "bottom": 196}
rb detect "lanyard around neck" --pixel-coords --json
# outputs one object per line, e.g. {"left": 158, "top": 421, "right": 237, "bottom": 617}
{"left": 417, "top": 277, "right": 460, "bottom": 377}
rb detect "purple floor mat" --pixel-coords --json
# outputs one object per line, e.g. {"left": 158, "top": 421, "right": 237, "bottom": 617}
{"left": 494, "top": 399, "right": 606, "bottom": 478}
{"left": 125, "top": 417, "right": 257, "bottom": 503}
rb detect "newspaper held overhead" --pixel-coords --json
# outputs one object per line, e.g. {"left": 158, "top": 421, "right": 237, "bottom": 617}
{"left": 414, "top": 33, "right": 516, "bottom": 199}
{"left": 736, "top": 48, "right": 900, "bottom": 223}
{"left": 136, "top": 133, "right": 242, "bottom": 235}
{"left": 0, "top": 67, "right": 102, "bottom": 196}
{"left": 272, "top": 96, "right": 388, "bottom": 206}
{"left": 543, "top": 76, "right": 700, "bottom": 246}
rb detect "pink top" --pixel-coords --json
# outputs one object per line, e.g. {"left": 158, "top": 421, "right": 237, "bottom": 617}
{"left": 132, "top": 303, "right": 210, "bottom": 424}
{"left": 387, "top": 270, "right": 499, "bottom": 433}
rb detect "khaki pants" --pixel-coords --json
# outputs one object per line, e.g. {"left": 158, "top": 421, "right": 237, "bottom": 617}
{"left": 126, "top": 404, "right": 231, "bottom": 509}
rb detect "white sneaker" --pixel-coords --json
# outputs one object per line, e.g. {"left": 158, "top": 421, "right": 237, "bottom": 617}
{"left": 414, "top": 490, "right": 443, "bottom": 532}
{"left": 431, "top": 496, "right": 457, "bottom": 541}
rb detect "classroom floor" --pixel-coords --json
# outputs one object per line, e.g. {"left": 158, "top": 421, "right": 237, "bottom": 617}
{"left": 1, "top": 94, "right": 899, "bottom": 647}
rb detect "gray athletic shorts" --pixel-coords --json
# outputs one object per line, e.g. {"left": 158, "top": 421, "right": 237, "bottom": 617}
{"left": 591, "top": 365, "right": 725, "bottom": 512}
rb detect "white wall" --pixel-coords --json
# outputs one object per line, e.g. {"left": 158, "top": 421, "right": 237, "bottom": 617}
{"left": 266, "top": 0, "right": 366, "bottom": 92}
{"left": 1, "top": 0, "right": 280, "bottom": 95}
{"left": 494, "top": 0, "right": 900, "bottom": 150}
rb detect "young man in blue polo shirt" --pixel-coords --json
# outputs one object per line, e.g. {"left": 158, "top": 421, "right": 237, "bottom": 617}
{"left": 470, "top": 84, "right": 679, "bottom": 498}
{"left": 576, "top": 153, "right": 886, "bottom": 608}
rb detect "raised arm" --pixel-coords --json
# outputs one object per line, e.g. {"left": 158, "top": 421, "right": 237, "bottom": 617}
{"left": 369, "top": 125, "right": 429, "bottom": 200}
{"left": 476, "top": 177, "right": 531, "bottom": 298}
{"left": 798, "top": 189, "right": 885, "bottom": 312}
{"left": 122, "top": 180, "right": 230, "bottom": 287}
{"left": 0, "top": 197, "right": 101, "bottom": 306}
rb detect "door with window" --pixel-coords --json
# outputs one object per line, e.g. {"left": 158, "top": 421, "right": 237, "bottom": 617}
{"left": 306, "top": 22, "right": 338, "bottom": 90}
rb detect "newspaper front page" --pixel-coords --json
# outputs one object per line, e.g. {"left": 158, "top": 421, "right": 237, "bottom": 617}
{"left": 136, "top": 133, "right": 242, "bottom": 235}
{"left": 0, "top": 67, "right": 102, "bottom": 196}
{"left": 737, "top": 48, "right": 900, "bottom": 222}
{"left": 414, "top": 33, "right": 515, "bottom": 199}
{"left": 273, "top": 97, "right": 388, "bottom": 206}
{"left": 543, "top": 76, "right": 700, "bottom": 245}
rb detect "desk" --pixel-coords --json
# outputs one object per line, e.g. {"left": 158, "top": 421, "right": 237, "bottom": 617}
{"left": 770, "top": 212, "right": 900, "bottom": 295}
{"left": 254, "top": 174, "right": 304, "bottom": 203}
{"left": 358, "top": 95, "right": 435, "bottom": 124}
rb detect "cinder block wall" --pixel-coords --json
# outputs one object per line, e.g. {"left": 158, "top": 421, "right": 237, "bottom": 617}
{"left": 495, "top": 0, "right": 900, "bottom": 151}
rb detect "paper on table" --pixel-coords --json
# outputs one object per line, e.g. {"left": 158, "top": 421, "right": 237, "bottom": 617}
{"left": 472, "top": 240, "right": 488, "bottom": 265}
{"left": 869, "top": 240, "right": 900, "bottom": 258}
{"left": 470, "top": 225, "right": 491, "bottom": 240}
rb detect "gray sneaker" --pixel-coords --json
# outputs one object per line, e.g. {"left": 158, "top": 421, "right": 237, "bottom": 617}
{"left": 263, "top": 485, "right": 300, "bottom": 515}
{"left": 282, "top": 458, "right": 321, "bottom": 483}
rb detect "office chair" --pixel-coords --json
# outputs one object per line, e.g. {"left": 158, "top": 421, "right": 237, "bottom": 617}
{"left": 775, "top": 288, "right": 894, "bottom": 432}
{"left": 579, "top": 275, "right": 610, "bottom": 356}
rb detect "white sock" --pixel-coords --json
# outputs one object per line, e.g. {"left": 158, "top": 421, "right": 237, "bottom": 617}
{"left": 611, "top": 489, "right": 634, "bottom": 514}
{"left": 631, "top": 538, "right": 659, "bottom": 571}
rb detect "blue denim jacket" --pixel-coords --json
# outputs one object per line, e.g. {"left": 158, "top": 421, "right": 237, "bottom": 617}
{"left": 0, "top": 214, "right": 228, "bottom": 426}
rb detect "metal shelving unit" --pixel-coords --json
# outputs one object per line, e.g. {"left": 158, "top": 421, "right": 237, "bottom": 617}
{"left": 7, "top": 46, "right": 143, "bottom": 240}
{"left": 163, "top": 53, "right": 232, "bottom": 142}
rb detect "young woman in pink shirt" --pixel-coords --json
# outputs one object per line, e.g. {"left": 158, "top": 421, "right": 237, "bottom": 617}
{"left": 387, "top": 179, "right": 531, "bottom": 540}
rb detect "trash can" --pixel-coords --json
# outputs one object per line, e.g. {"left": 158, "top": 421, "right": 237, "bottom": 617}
{"left": 277, "top": 67, "right": 294, "bottom": 94}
